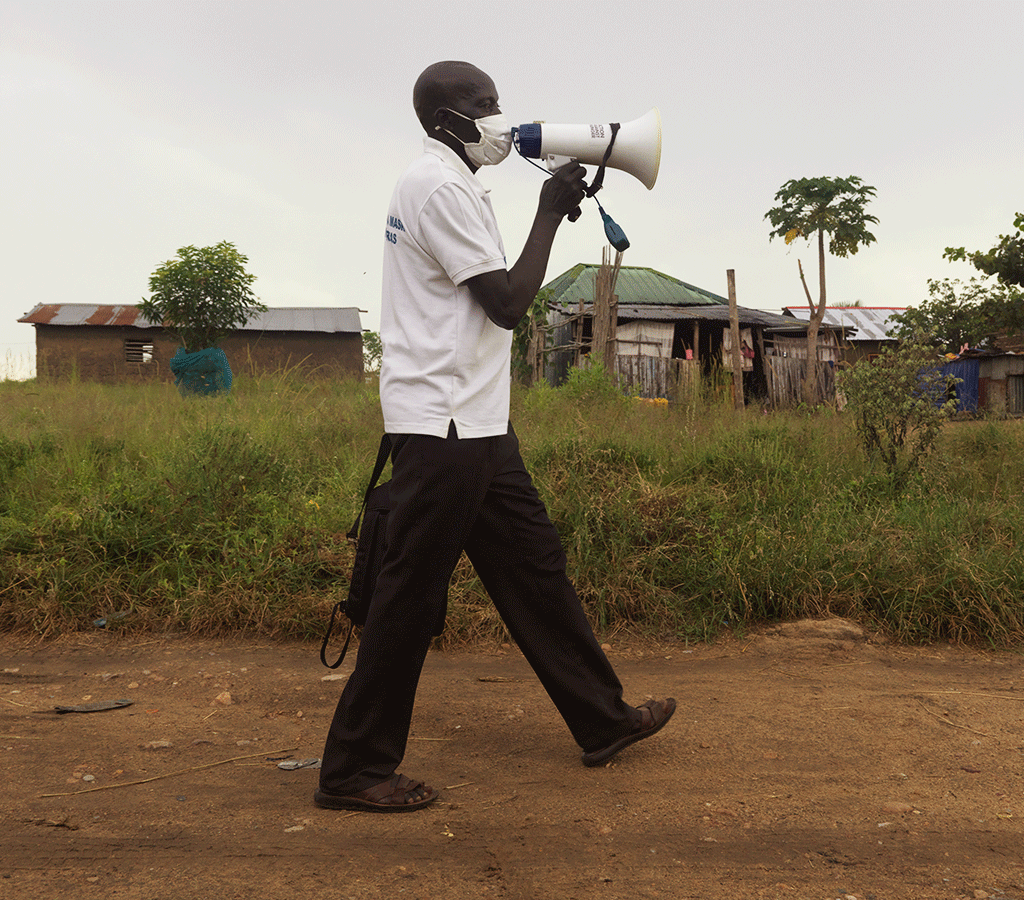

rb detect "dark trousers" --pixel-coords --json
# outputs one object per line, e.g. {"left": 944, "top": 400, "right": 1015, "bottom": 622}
{"left": 319, "top": 423, "right": 640, "bottom": 793}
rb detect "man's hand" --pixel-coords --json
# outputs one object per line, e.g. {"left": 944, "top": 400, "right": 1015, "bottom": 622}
{"left": 464, "top": 162, "right": 589, "bottom": 330}
{"left": 538, "top": 162, "right": 588, "bottom": 220}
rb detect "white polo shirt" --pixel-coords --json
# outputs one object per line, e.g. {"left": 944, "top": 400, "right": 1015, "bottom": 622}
{"left": 379, "top": 139, "right": 512, "bottom": 439}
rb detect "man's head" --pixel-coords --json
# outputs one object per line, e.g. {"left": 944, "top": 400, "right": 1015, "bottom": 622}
{"left": 413, "top": 61, "right": 503, "bottom": 169}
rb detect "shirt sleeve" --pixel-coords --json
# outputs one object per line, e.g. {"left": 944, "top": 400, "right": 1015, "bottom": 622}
{"left": 417, "top": 181, "right": 506, "bottom": 286}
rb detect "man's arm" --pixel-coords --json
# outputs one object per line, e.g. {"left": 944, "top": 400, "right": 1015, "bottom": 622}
{"left": 464, "top": 162, "right": 588, "bottom": 330}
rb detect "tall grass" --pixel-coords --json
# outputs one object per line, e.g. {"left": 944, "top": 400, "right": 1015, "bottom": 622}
{"left": 2, "top": 372, "right": 1023, "bottom": 645}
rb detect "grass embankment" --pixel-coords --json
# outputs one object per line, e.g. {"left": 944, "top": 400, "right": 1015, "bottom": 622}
{"left": 2, "top": 371, "right": 1023, "bottom": 646}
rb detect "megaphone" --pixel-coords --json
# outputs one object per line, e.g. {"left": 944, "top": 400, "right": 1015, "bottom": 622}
{"left": 512, "top": 108, "right": 662, "bottom": 190}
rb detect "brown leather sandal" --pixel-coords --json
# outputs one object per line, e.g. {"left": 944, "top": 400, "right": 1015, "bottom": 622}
{"left": 582, "top": 697, "right": 676, "bottom": 767}
{"left": 314, "top": 773, "right": 439, "bottom": 812}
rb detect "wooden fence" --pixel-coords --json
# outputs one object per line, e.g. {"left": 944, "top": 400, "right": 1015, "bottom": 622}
{"left": 615, "top": 356, "right": 704, "bottom": 403}
{"left": 765, "top": 356, "right": 836, "bottom": 407}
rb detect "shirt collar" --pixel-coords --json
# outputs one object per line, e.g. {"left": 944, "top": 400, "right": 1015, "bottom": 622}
{"left": 423, "top": 137, "right": 490, "bottom": 193}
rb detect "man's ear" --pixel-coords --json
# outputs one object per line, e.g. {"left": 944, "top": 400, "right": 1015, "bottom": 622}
{"left": 433, "top": 106, "right": 455, "bottom": 136}
{"left": 436, "top": 107, "right": 481, "bottom": 144}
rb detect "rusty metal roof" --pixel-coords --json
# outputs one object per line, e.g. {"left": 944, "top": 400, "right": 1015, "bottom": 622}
{"left": 18, "top": 304, "right": 157, "bottom": 327}
{"left": 18, "top": 304, "right": 363, "bottom": 334}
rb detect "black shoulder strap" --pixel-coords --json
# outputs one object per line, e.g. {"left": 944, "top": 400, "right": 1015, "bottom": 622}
{"left": 320, "top": 600, "right": 353, "bottom": 669}
{"left": 321, "top": 434, "right": 393, "bottom": 669}
{"left": 346, "top": 434, "right": 393, "bottom": 541}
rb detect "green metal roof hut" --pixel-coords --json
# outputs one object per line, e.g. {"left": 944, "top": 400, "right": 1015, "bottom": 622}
{"left": 536, "top": 264, "right": 837, "bottom": 406}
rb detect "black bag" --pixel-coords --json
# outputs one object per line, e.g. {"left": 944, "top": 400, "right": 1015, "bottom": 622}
{"left": 320, "top": 435, "right": 392, "bottom": 669}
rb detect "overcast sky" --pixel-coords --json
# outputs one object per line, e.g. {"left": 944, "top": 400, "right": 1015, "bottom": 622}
{"left": 2, "top": 0, "right": 1022, "bottom": 378}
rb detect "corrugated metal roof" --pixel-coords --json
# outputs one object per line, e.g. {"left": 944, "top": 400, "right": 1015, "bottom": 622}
{"left": 542, "top": 265, "right": 851, "bottom": 335}
{"left": 247, "top": 307, "right": 363, "bottom": 333}
{"left": 616, "top": 304, "right": 806, "bottom": 330}
{"left": 19, "top": 304, "right": 362, "bottom": 334}
{"left": 782, "top": 306, "right": 907, "bottom": 341}
{"left": 542, "top": 265, "right": 729, "bottom": 308}
{"left": 18, "top": 304, "right": 159, "bottom": 327}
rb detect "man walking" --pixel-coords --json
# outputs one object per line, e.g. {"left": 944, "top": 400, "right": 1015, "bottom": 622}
{"left": 316, "top": 61, "right": 674, "bottom": 813}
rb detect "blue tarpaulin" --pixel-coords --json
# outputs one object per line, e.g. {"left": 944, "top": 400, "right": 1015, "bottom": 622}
{"left": 940, "top": 358, "right": 979, "bottom": 413}
{"left": 169, "top": 347, "right": 233, "bottom": 396}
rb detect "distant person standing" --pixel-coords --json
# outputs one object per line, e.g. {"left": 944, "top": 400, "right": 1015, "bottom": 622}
{"left": 315, "top": 61, "right": 675, "bottom": 812}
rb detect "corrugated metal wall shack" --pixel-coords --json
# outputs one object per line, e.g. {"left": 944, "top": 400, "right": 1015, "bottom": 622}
{"left": 942, "top": 352, "right": 1024, "bottom": 416}
{"left": 980, "top": 354, "right": 1024, "bottom": 416}
{"left": 18, "top": 304, "right": 364, "bottom": 383}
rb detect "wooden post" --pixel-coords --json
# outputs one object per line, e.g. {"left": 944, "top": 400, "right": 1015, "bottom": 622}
{"left": 727, "top": 269, "right": 744, "bottom": 410}
{"left": 592, "top": 246, "right": 624, "bottom": 375}
{"left": 608, "top": 290, "right": 618, "bottom": 372}
{"left": 756, "top": 326, "right": 769, "bottom": 404}
{"left": 592, "top": 251, "right": 608, "bottom": 372}
{"left": 527, "top": 316, "right": 540, "bottom": 386}
{"left": 575, "top": 297, "right": 584, "bottom": 368}
{"left": 536, "top": 321, "right": 546, "bottom": 384}
{"left": 603, "top": 247, "right": 623, "bottom": 373}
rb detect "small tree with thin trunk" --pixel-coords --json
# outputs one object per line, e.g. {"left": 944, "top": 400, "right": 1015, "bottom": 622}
{"left": 138, "top": 241, "right": 264, "bottom": 352}
{"left": 766, "top": 176, "right": 878, "bottom": 404}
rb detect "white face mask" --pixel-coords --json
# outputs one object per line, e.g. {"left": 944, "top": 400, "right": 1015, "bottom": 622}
{"left": 439, "top": 109, "right": 512, "bottom": 167}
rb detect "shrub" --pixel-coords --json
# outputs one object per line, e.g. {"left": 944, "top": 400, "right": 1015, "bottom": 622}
{"left": 838, "top": 338, "right": 959, "bottom": 491}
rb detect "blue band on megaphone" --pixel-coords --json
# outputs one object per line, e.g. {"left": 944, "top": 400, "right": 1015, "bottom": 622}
{"left": 512, "top": 123, "right": 543, "bottom": 158}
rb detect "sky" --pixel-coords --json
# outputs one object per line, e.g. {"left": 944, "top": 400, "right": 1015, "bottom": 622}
{"left": 2, "top": 0, "right": 1022, "bottom": 379}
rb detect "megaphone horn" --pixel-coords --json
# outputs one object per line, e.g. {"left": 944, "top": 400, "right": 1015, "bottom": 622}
{"left": 512, "top": 108, "right": 662, "bottom": 190}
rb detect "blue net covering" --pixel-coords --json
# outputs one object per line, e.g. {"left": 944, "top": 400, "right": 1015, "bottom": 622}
{"left": 169, "top": 347, "right": 233, "bottom": 396}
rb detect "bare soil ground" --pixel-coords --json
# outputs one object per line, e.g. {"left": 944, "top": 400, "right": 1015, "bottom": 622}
{"left": 2, "top": 619, "right": 1023, "bottom": 900}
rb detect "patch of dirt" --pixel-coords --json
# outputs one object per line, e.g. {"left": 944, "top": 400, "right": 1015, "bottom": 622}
{"left": 2, "top": 619, "right": 1023, "bottom": 899}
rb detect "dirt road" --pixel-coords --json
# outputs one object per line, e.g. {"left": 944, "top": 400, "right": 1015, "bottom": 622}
{"left": 2, "top": 619, "right": 1022, "bottom": 899}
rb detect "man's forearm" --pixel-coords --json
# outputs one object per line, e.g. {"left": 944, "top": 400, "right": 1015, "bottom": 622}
{"left": 465, "top": 162, "right": 587, "bottom": 330}
{"left": 503, "top": 210, "right": 563, "bottom": 321}
{"left": 464, "top": 211, "right": 561, "bottom": 330}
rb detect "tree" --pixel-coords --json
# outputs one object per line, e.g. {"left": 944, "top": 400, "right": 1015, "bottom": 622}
{"left": 942, "top": 213, "right": 1024, "bottom": 341}
{"left": 890, "top": 277, "right": 1011, "bottom": 354}
{"left": 362, "top": 330, "right": 383, "bottom": 374}
{"left": 138, "top": 242, "right": 265, "bottom": 352}
{"left": 944, "top": 212, "right": 1024, "bottom": 288}
{"left": 837, "top": 337, "right": 959, "bottom": 492}
{"left": 766, "top": 176, "right": 878, "bottom": 404}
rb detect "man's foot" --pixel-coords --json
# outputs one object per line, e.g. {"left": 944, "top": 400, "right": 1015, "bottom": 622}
{"left": 582, "top": 698, "right": 676, "bottom": 767}
{"left": 314, "top": 773, "right": 439, "bottom": 812}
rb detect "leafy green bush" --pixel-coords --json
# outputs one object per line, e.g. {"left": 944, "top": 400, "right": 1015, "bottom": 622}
{"left": 838, "top": 338, "right": 959, "bottom": 491}
{"left": 559, "top": 360, "right": 629, "bottom": 405}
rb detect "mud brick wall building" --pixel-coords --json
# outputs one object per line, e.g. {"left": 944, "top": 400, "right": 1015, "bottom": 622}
{"left": 18, "top": 304, "right": 364, "bottom": 383}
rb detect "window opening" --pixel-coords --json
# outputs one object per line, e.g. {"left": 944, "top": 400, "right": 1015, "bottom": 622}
{"left": 1008, "top": 374, "right": 1023, "bottom": 416}
{"left": 125, "top": 340, "right": 154, "bottom": 364}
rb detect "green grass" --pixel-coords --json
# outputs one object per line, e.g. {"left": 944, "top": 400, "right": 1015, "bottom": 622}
{"left": 2, "top": 372, "right": 1024, "bottom": 646}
